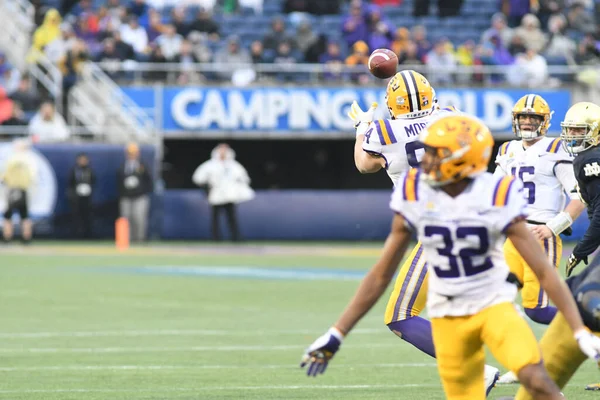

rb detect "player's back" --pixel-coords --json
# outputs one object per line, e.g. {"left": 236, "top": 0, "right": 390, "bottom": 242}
{"left": 390, "top": 170, "right": 525, "bottom": 317}
{"left": 495, "top": 136, "right": 573, "bottom": 223}
{"left": 362, "top": 110, "right": 453, "bottom": 186}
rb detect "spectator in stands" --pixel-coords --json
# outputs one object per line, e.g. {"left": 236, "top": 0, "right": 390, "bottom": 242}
{"left": 274, "top": 41, "right": 299, "bottom": 81}
{"left": 118, "top": 143, "right": 152, "bottom": 243}
{"left": 512, "top": 13, "right": 547, "bottom": 53}
{"left": 537, "top": 0, "right": 565, "bottom": 29}
{"left": 455, "top": 40, "right": 476, "bottom": 67}
{"left": 507, "top": 47, "right": 549, "bottom": 87}
{"left": 1, "top": 103, "right": 27, "bottom": 127}
{"left": 127, "top": 0, "right": 149, "bottom": 20}
{"left": 96, "top": 38, "right": 126, "bottom": 79}
{"left": 44, "top": 23, "right": 78, "bottom": 65}
{"left": 59, "top": 39, "right": 90, "bottom": 109}
{"left": 250, "top": 40, "right": 267, "bottom": 63}
{"left": 304, "top": 34, "right": 328, "bottom": 63}
{"left": 156, "top": 24, "right": 183, "bottom": 61}
{"left": 188, "top": 9, "right": 220, "bottom": 41}
{"left": 193, "top": 143, "right": 254, "bottom": 242}
{"left": 391, "top": 27, "right": 411, "bottom": 57}
{"left": 544, "top": 14, "right": 576, "bottom": 64}
{"left": 27, "top": 9, "right": 62, "bottom": 64}
{"left": 342, "top": 0, "right": 368, "bottom": 49}
{"left": 0, "top": 88, "right": 14, "bottom": 125}
{"left": 367, "top": 7, "right": 395, "bottom": 50}
{"left": 479, "top": 33, "right": 514, "bottom": 82}
{"left": 174, "top": 40, "right": 203, "bottom": 84}
{"left": 98, "top": 5, "right": 122, "bottom": 34}
{"left": 9, "top": 77, "right": 41, "bottom": 113}
{"left": 263, "top": 17, "right": 297, "bottom": 51}
{"left": 345, "top": 40, "right": 370, "bottom": 83}
{"left": 214, "top": 35, "right": 251, "bottom": 81}
{"left": 398, "top": 40, "right": 423, "bottom": 65}
{"left": 284, "top": 0, "right": 340, "bottom": 15}
{"left": 146, "top": 9, "right": 168, "bottom": 43}
{"left": 411, "top": 25, "right": 432, "bottom": 61}
{"left": 169, "top": 8, "right": 190, "bottom": 38}
{"left": 68, "top": 152, "right": 95, "bottom": 238}
{"left": 112, "top": 31, "right": 136, "bottom": 61}
{"left": 146, "top": 45, "right": 168, "bottom": 81}
{"left": 0, "top": 57, "right": 20, "bottom": 96}
{"left": 575, "top": 34, "right": 600, "bottom": 65}
{"left": 75, "top": 15, "right": 102, "bottom": 55}
{"left": 296, "top": 19, "right": 317, "bottom": 58}
{"left": 28, "top": 101, "right": 70, "bottom": 142}
{"left": 188, "top": 32, "right": 213, "bottom": 63}
{"left": 567, "top": 2, "right": 596, "bottom": 34}
{"left": 500, "top": 0, "right": 533, "bottom": 27}
{"left": 425, "top": 38, "right": 457, "bottom": 85}
{"left": 319, "top": 41, "right": 345, "bottom": 81}
{"left": 481, "top": 13, "right": 514, "bottom": 49}
{"left": 2, "top": 139, "right": 35, "bottom": 244}
{"left": 119, "top": 15, "right": 148, "bottom": 55}
{"left": 508, "top": 33, "right": 528, "bottom": 55}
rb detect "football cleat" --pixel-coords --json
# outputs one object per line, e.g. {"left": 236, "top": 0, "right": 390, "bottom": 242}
{"left": 485, "top": 365, "right": 500, "bottom": 397}
{"left": 497, "top": 370, "right": 519, "bottom": 384}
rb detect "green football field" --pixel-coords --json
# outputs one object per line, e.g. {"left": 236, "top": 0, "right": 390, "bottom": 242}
{"left": 0, "top": 241, "right": 598, "bottom": 400}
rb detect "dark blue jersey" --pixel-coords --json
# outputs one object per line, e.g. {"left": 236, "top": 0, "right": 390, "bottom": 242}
{"left": 567, "top": 255, "right": 600, "bottom": 332}
{"left": 572, "top": 146, "right": 600, "bottom": 258}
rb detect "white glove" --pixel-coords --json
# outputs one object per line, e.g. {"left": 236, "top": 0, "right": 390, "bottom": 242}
{"left": 348, "top": 101, "right": 378, "bottom": 137}
{"left": 575, "top": 328, "right": 600, "bottom": 361}
{"left": 300, "top": 327, "right": 344, "bottom": 377}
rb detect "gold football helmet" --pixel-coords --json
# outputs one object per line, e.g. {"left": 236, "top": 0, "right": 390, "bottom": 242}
{"left": 385, "top": 70, "right": 435, "bottom": 119}
{"left": 561, "top": 102, "right": 600, "bottom": 155}
{"left": 420, "top": 115, "right": 493, "bottom": 186}
{"left": 511, "top": 94, "right": 552, "bottom": 140}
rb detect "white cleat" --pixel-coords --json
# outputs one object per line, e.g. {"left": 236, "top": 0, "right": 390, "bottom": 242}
{"left": 497, "top": 370, "right": 519, "bottom": 384}
{"left": 485, "top": 365, "right": 500, "bottom": 397}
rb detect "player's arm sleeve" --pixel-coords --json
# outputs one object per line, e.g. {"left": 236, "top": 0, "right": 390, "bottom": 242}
{"left": 492, "top": 164, "right": 506, "bottom": 179}
{"left": 388, "top": 172, "right": 420, "bottom": 231}
{"left": 492, "top": 177, "right": 528, "bottom": 233}
{"left": 360, "top": 121, "right": 386, "bottom": 158}
{"left": 573, "top": 178, "right": 600, "bottom": 259}
{"left": 554, "top": 161, "right": 579, "bottom": 199}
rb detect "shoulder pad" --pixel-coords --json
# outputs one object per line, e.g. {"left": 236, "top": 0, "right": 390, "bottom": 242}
{"left": 492, "top": 176, "right": 516, "bottom": 207}
{"left": 497, "top": 141, "right": 513, "bottom": 158}
{"left": 400, "top": 168, "right": 421, "bottom": 202}
{"left": 544, "top": 138, "right": 563, "bottom": 154}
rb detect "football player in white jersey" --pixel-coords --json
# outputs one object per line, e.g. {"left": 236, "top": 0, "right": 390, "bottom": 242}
{"left": 493, "top": 94, "right": 586, "bottom": 384}
{"left": 300, "top": 114, "right": 600, "bottom": 400}
{"left": 348, "top": 70, "right": 500, "bottom": 393}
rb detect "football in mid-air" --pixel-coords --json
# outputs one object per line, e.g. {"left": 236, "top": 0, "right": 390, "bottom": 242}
{"left": 368, "top": 48, "right": 398, "bottom": 79}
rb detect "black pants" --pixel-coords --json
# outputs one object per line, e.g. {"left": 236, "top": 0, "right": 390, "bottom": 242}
{"left": 413, "top": 0, "right": 463, "bottom": 17}
{"left": 71, "top": 196, "right": 92, "bottom": 238}
{"left": 211, "top": 203, "right": 240, "bottom": 241}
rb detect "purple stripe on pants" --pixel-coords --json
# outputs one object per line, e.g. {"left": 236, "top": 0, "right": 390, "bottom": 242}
{"left": 392, "top": 245, "right": 424, "bottom": 321}
{"left": 404, "top": 259, "right": 428, "bottom": 319}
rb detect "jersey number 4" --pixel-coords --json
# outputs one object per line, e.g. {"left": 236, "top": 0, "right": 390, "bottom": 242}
{"left": 424, "top": 226, "right": 493, "bottom": 278}
{"left": 510, "top": 166, "right": 535, "bottom": 204}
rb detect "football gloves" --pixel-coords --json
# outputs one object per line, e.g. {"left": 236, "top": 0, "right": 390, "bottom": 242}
{"left": 566, "top": 253, "right": 588, "bottom": 277}
{"left": 348, "top": 101, "right": 378, "bottom": 136}
{"left": 575, "top": 328, "right": 600, "bottom": 362}
{"left": 300, "top": 327, "right": 344, "bottom": 377}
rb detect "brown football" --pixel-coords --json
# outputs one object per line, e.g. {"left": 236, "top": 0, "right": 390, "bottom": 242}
{"left": 368, "top": 48, "right": 398, "bottom": 79}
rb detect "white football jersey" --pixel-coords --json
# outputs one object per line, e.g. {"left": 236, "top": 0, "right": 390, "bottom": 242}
{"left": 362, "top": 109, "right": 454, "bottom": 187}
{"left": 390, "top": 171, "right": 526, "bottom": 318}
{"left": 494, "top": 137, "right": 577, "bottom": 223}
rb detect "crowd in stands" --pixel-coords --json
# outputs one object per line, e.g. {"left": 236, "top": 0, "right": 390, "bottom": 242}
{"left": 1, "top": 0, "right": 600, "bottom": 137}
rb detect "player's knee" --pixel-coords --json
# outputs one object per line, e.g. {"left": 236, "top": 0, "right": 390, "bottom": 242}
{"left": 524, "top": 307, "right": 557, "bottom": 325}
{"left": 387, "top": 319, "right": 406, "bottom": 338}
{"left": 518, "top": 363, "right": 561, "bottom": 396}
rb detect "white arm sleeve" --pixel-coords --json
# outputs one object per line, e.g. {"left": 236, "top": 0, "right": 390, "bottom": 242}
{"left": 555, "top": 162, "right": 579, "bottom": 200}
{"left": 492, "top": 164, "right": 507, "bottom": 179}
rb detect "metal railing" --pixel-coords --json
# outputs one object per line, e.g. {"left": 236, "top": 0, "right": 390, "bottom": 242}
{"left": 96, "top": 61, "right": 595, "bottom": 87}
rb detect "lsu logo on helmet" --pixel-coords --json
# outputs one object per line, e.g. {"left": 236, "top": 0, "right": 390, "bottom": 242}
{"left": 386, "top": 70, "right": 435, "bottom": 120}
{"left": 512, "top": 94, "right": 553, "bottom": 139}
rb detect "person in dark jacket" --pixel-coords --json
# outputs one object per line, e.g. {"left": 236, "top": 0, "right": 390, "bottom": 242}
{"left": 117, "top": 143, "right": 152, "bottom": 242}
{"left": 67, "top": 152, "right": 95, "bottom": 238}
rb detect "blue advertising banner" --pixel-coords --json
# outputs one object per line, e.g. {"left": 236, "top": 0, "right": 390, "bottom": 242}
{"left": 123, "top": 87, "right": 572, "bottom": 137}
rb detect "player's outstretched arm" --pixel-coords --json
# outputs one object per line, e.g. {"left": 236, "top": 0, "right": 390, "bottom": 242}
{"left": 299, "top": 213, "right": 412, "bottom": 376}
{"left": 354, "top": 137, "right": 386, "bottom": 174}
{"left": 507, "top": 219, "right": 600, "bottom": 360}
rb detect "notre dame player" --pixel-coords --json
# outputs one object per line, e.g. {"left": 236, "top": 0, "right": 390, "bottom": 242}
{"left": 561, "top": 102, "right": 600, "bottom": 278}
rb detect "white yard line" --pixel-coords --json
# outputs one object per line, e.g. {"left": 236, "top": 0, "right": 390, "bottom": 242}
{"left": 0, "top": 328, "right": 385, "bottom": 339}
{"left": 0, "top": 343, "right": 399, "bottom": 353}
{"left": 0, "top": 363, "right": 436, "bottom": 372}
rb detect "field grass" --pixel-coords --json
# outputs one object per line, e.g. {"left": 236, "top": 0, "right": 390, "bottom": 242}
{"left": 0, "top": 241, "right": 598, "bottom": 400}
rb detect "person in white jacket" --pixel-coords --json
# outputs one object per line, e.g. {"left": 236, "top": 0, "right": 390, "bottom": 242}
{"left": 192, "top": 144, "right": 254, "bottom": 241}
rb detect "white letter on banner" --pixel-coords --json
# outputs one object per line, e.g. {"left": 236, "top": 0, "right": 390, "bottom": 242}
{"left": 331, "top": 90, "right": 358, "bottom": 130}
{"left": 484, "top": 92, "right": 513, "bottom": 131}
{"left": 263, "top": 90, "right": 289, "bottom": 129}
{"left": 171, "top": 89, "right": 202, "bottom": 129}
{"left": 289, "top": 91, "right": 329, "bottom": 129}
{"left": 198, "top": 90, "right": 228, "bottom": 129}
{"left": 228, "top": 90, "right": 262, "bottom": 129}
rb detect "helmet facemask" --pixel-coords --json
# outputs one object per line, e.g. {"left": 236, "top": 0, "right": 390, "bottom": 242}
{"left": 560, "top": 123, "right": 599, "bottom": 155}
{"left": 513, "top": 112, "right": 547, "bottom": 140}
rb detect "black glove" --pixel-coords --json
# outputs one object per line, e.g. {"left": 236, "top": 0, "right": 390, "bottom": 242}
{"left": 566, "top": 253, "right": 588, "bottom": 277}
